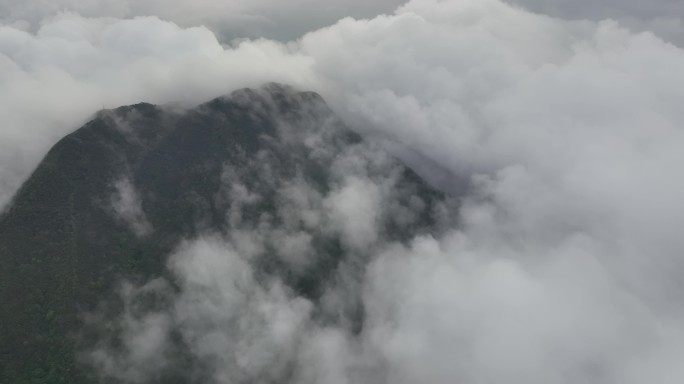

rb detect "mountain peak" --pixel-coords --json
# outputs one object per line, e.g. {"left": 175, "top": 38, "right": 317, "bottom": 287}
{"left": 0, "top": 83, "right": 451, "bottom": 384}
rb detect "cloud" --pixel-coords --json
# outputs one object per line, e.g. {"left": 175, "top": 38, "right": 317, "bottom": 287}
{"left": 0, "top": 14, "right": 317, "bottom": 208}
{"left": 111, "top": 177, "right": 151, "bottom": 236}
{"left": 86, "top": 279, "right": 175, "bottom": 383}
{"left": 0, "top": 0, "right": 407, "bottom": 41}
{"left": 4, "top": 0, "right": 684, "bottom": 382}
{"left": 307, "top": 3, "right": 684, "bottom": 379}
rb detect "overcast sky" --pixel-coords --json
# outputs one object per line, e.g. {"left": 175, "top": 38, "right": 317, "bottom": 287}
{"left": 3, "top": 1, "right": 684, "bottom": 383}
{"left": 1, "top": 0, "right": 683, "bottom": 40}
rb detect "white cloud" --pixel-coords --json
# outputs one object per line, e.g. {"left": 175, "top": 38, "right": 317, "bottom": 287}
{"left": 324, "top": 176, "right": 382, "bottom": 250}
{"left": 111, "top": 177, "right": 151, "bottom": 236}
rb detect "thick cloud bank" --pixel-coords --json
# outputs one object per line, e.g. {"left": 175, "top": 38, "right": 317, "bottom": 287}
{"left": 3, "top": 0, "right": 684, "bottom": 383}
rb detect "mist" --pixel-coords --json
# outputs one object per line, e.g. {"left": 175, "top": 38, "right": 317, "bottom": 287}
{"left": 3, "top": 0, "right": 684, "bottom": 383}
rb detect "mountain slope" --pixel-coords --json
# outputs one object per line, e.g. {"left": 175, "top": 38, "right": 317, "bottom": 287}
{"left": 0, "top": 83, "right": 453, "bottom": 384}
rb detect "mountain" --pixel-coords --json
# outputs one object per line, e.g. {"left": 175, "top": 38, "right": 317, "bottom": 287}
{"left": 0, "top": 83, "right": 452, "bottom": 383}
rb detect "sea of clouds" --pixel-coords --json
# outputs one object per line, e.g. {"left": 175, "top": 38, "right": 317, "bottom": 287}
{"left": 3, "top": 0, "right": 684, "bottom": 383}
